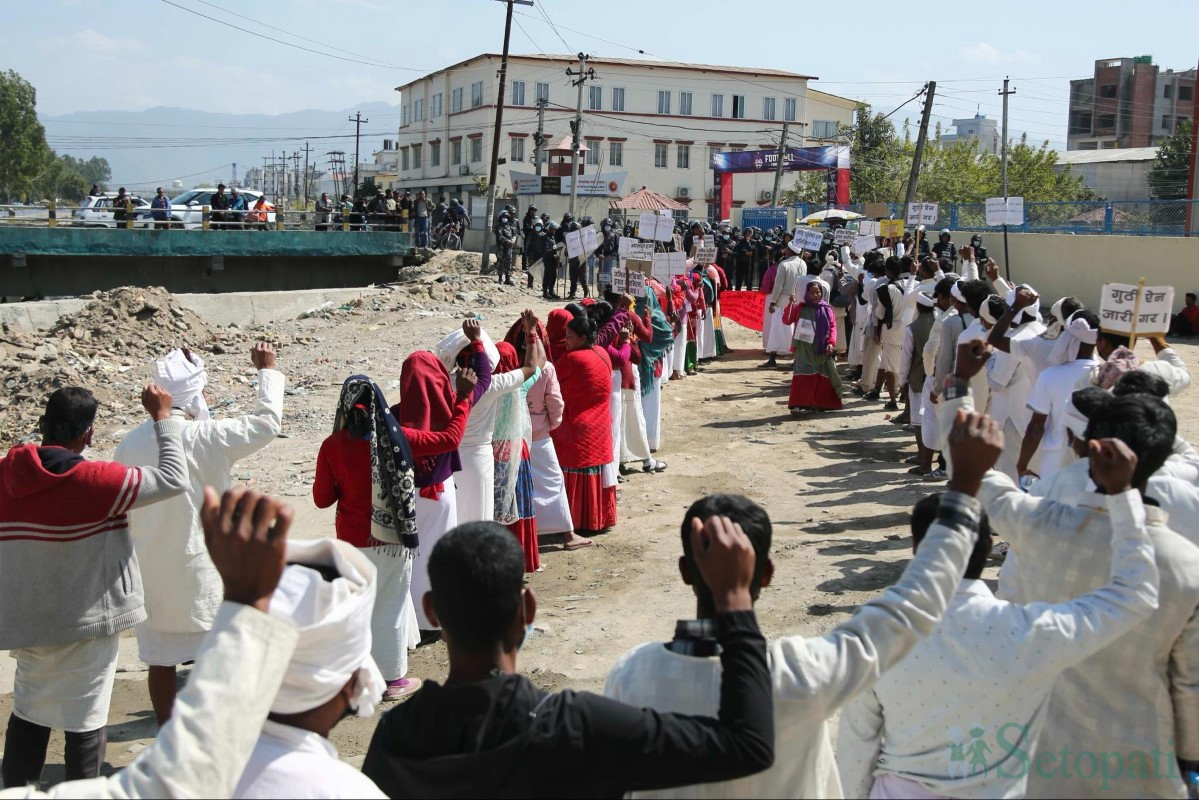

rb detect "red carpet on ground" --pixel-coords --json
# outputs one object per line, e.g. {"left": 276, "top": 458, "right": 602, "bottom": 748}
{"left": 719, "top": 291, "right": 764, "bottom": 332}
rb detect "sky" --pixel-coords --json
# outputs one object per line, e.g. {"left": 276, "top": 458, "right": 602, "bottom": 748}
{"left": 8, "top": 0, "right": 1199, "bottom": 152}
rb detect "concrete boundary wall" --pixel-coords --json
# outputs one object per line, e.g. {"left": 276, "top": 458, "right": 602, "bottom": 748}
{"left": 983, "top": 232, "right": 1199, "bottom": 310}
{"left": 0, "top": 287, "right": 387, "bottom": 331}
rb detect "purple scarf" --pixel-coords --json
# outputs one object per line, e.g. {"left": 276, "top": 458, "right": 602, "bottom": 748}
{"left": 807, "top": 280, "right": 834, "bottom": 352}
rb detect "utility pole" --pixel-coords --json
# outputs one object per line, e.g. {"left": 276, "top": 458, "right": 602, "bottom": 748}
{"left": 770, "top": 120, "right": 790, "bottom": 207}
{"left": 348, "top": 111, "right": 368, "bottom": 195}
{"left": 479, "top": 0, "right": 532, "bottom": 274}
{"left": 301, "top": 142, "right": 313, "bottom": 206}
{"left": 999, "top": 77, "right": 1016, "bottom": 278}
{"left": 261, "top": 157, "right": 270, "bottom": 193}
{"left": 533, "top": 97, "right": 548, "bottom": 177}
{"left": 566, "top": 53, "right": 595, "bottom": 220}
{"left": 903, "top": 81, "right": 936, "bottom": 211}
{"left": 280, "top": 151, "right": 287, "bottom": 209}
{"left": 291, "top": 152, "right": 301, "bottom": 201}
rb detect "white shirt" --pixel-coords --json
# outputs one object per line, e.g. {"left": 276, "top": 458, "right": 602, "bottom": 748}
{"left": 958, "top": 259, "right": 979, "bottom": 281}
{"left": 233, "top": 720, "right": 385, "bottom": 799}
{"left": 901, "top": 276, "right": 938, "bottom": 327}
{"left": 1141, "top": 347, "right": 1193, "bottom": 396}
{"left": 462, "top": 368, "right": 527, "bottom": 447}
{"left": 116, "top": 370, "right": 285, "bottom": 635}
{"left": 838, "top": 491, "right": 1158, "bottom": 800}
{"left": 1024, "top": 356, "right": 1099, "bottom": 462}
{"left": 605, "top": 492, "right": 986, "bottom": 800}
{"left": 987, "top": 320, "right": 1046, "bottom": 431}
{"left": 956, "top": 319, "right": 990, "bottom": 412}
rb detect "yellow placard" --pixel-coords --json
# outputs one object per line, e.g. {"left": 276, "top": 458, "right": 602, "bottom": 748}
{"left": 879, "top": 219, "right": 905, "bottom": 239}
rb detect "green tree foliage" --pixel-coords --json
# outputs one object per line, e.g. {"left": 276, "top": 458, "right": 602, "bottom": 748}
{"left": 0, "top": 70, "right": 52, "bottom": 202}
{"left": 61, "top": 155, "right": 112, "bottom": 190}
{"left": 1147, "top": 118, "right": 1192, "bottom": 200}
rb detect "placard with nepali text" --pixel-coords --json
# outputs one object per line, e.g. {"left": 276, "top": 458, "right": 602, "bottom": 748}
{"left": 652, "top": 252, "right": 687, "bottom": 282}
{"left": 637, "top": 212, "right": 675, "bottom": 242}
{"left": 565, "top": 230, "right": 584, "bottom": 260}
{"left": 1099, "top": 283, "right": 1174, "bottom": 336}
{"left": 694, "top": 245, "right": 717, "bottom": 265}
{"left": 612, "top": 268, "right": 646, "bottom": 295}
{"left": 791, "top": 228, "right": 824, "bottom": 253}
{"left": 580, "top": 224, "right": 597, "bottom": 252}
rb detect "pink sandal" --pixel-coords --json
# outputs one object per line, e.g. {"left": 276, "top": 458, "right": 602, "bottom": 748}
{"left": 383, "top": 677, "right": 422, "bottom": 701}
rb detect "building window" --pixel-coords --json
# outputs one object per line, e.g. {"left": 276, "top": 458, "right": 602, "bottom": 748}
{"left": 451, "top": 140, "right": 462, "bottom": 165}
{"left": 784, "top": 97, "right": 796, "bottom": 122}
{"left": 1165, "top": 84, "right": 1174, "bottom": 98}
{"left": 612, "top": 87, "right": 625, "bottom": 111}
{"left": 471, "top": 81, "right": 483, "bottom": 108}
{"left": 535, "top": 82, "right": 549, "bottom": 103}
{"left": 708, "top": 145, "right": 719, "bottom": 166}
{"left": 511, "top": 138, "right": 525, "bottom": 162}
{"left": 1097, "top": 113, "right": 1116, "bottom": 130}
{"left": 1162, "top": 114, "right": 1171, "bottom": 130}
{"left": 432, "top": 93, "right": 443, "bottom": 118}
{"left": 1181, "top": 85, "right": 1194, "bottom": 101}
{"left": 762, "top": 97, "right": 776, "bottom": 121}
{"left": 402, "top": 105, "right": 410, "bottom": 126}
{"left": 654, "top": 143, "right": 668, "bottom": 168}
{"left": 585, "top": 143, "right": 599, "bottom": 166}
{"left": 657, "top": 90, "right": 671, "bottom": 115}
{"left": 431, "top": 142, "right": 441, "bottom": 167}
{"left": 811, "top": 120, "right": 837, "bottom": 139}
{"left": 510, "top": 81, "right": 525, "bottom": 107}
{"left": 412, "top": 144, "right": 422, "bottom": 169}
{"left": 589, "top": 85, "right": 602, "bottom": 111}
{"left": 451, "top": 88, "right": 463, "bottom": 114}
{"left": 711, "top": 93, "right": 724, "bottom": 117}
{"left": 677, "top": 144, "right": 690, "bottom": 169}
{"left": 1098, "top": 84, "right": 1118, "bottom": 98}
{"left": 1079, "top": 141, "right": 1098, "bottom": 150}
{"left": 679, "top": 91, "right": 693, "bottom": 116}
{"left": 609, "top": 141, "right": 623, "bottom": 166}
{"left": 401, "top": 149, "right": 410, "bottom": 171}
{"left": 469, "top": 137, "right": 482, "bottom": 162}
{"left": 1069, "top": 111, "right": 1093, "bottom": 135}
{"left": 730, "top": 144, "right": 745, "bottom": 152}
{"left": 732, "top": 95, "right": 746, "bottom": 119}
{"left": 414, "top": 99, "right": 424, "bottom": 122}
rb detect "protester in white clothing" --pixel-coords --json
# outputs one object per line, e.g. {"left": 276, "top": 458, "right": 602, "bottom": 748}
{"left": 763, "top": 240, "right": 807, "bottom": 365}
{"left": 956, "top": 245, "right": 979, "bottom": 281}
{"left": 871, "top": 259, "right": 905, "bottom": 409}
{"left": 233, "top": 538, "right": 386, "bottom": 799}
{"left": 839, "top": 444, "right": 1159, "bottom": 799}
{"left": 605, "top": 414, "right": 994, "bottom": 800}
{"left": 116, "top": 343, "right": 284, "bottom": 727}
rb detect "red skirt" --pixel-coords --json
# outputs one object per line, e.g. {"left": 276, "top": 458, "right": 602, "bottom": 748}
{"left": 563, "top": 467, "right": 617, "bottom": 532}
{"left": 789, "top": 374, "right": 843, "bottom": 410}
{"left": 506, "top": 517, "right": 540, "bottom": 573}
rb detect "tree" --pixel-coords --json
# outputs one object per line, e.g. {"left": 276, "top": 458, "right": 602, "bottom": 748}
{"left": 1147, "top": 118, "right": 1192, "bottom": 200}
{"left": 61, "top": 155, "right": 111, "bottom": 191}
{"left": 0, "top": 70, "right": 52, "bottom": 202}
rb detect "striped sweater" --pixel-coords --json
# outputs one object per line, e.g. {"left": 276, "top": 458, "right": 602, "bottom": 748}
{"left": 0, "top": 419, "right": 188, "bottom": 649}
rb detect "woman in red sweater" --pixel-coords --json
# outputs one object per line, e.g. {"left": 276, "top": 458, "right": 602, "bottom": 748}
{"left": 550, "top": 306, "right": 624, "bottom": 545}
{"left": 313, "top": 368, "right": 475, "bottom": 699}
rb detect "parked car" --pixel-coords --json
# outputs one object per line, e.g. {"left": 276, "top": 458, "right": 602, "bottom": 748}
{"left": 133, "top": 187, "right": 276, "bottom": 229}
{"left": 74, "top": 194, "right": 151, "bottom": 227}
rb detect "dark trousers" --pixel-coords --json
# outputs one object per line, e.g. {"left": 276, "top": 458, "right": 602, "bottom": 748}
{"left": 496, "top": 246, "right": 514, "bottom": 283}
{"left": 2, "top": 714, "right": 108, "bottom": 787}
{"left": 542, "top": 259, "right": 559, "bottom": 297}
{"left": 734, "top": 257, "right": 754, "bottom": 291}
{"left": 568, "top": 257, "right": 589, "bottom": 298}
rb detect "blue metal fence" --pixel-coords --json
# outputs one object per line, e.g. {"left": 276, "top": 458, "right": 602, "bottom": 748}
{"left": 740, "top": 207, "right": 789, "bottom": 232}
{"left": 783, "top": 200, "right": 1199, "bottom": 238}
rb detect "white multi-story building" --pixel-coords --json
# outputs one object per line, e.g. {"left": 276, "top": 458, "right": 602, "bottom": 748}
{"left": 388, "top": 53, "right": 856, "bottom": 223}
{"left": 939, "top": 114, "right": 1000, "bottom": 156}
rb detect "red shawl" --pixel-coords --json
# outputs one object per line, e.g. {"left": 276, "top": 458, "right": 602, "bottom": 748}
{"left": 503, "top": 317, "right": 550, "bottom": 362}
{"left": 397, "top": 351, "right": 454, "bottom": 431}
{"left": 550, "top": 345, "right": 613, "bottom": 469}
{"left": 546, "top": 309, "right": 571, "bottom": 363}
{"left": 495, "top": 341, "right": 520, "bottom": 373}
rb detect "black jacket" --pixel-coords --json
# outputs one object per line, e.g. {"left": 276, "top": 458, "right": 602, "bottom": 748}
{"left": 361, "top": 611, "right": 772, "bottom": 799}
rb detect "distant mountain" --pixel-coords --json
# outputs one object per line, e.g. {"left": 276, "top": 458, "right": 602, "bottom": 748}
{"left": 40, "top": 101, "right": 398, "bottom": 191}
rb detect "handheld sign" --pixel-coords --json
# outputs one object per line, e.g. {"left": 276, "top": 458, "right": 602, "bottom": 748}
{"left": 637, "top": 212, "right": 675, "bottom": 242}
{"left": 694, "top": 245, "right": 717, "bottom": 265}
{"left": 905, "top": 203, "right": 939, "bottom": 226}
{"left": 832, "top": 228, "right": 856, "bottom": 245}
{"left": 878, "top": 219, "right": 904, "bottom": 239}
{"left": 852, "top": 233, "right": 878, "bottom": 254}
{"left": 652, "top": 252, "right": 686, "bottom": 282}
{"left": 612, "top": 268, "right": 646, "bottom": 295}
{"left": 985, "top": 196, "right": 1025, "bottom": 226}
{"left": 1099, "top": 281, "right": 1173, "bottom": 337}
{"left": 791, "top": 228, "right": 824, "bottom": 253}
{"left": 580, "top": 224, "right": 597, "bottom": 252}
{"left": 565, "top": 229, "right": 584, "bottom": 260}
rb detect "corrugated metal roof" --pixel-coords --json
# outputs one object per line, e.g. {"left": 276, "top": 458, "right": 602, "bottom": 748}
{"left": 610, "top": 188, "right": 689, "bottom": 211}
{"left": 1056, "top": 147, "right": 1159, "bottom": 165}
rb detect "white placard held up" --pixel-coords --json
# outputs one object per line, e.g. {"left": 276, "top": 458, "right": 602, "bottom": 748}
{"left": 1099, "top": 282, "right": 1174, "bottom": 336}
{"left": 620, "top": 240, "right": 655, "bottom": 266}
{"left": 904, "top": 203, "right": 939, "bottom": 226}
{"left": 857, "top": 220, "right": 880, "bottom": 236}
{"left": 794, "top": 318, "right": 816, "bottom": 344}
{"left": 985, "top": 196, "right": 1025, "bottom": 226}
{"left": 791, "top": 228, "right": 824, "bottom": 253}
{"left": 637, "top": 212, "right": 675, "bottom": 242}
{"left": 652, "top": 252, "right": 686, "bottom": 282}
{"left": 659, "top": 208, "right": 672, "bottom": 217}
{"left": 851, "top": 233, "right": 878, "bottom": 254}
{"left": 832, "top": 228, "right": 856, "bottom": 245}
{"left": 580, "top": 224, "right": 597, "bottom": 252}
{"left": 565, "top": 229, "right": 584, "bottom": 260}
{"left": 694, "top": 245, "right": 717, "bottom": 265}
{"left": 612, "top": 268, "right": 646, "bottom": 295}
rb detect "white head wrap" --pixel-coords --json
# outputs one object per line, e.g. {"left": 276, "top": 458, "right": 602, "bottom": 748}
{"left": 980, "top": 295, "right": 1001, "bottom": 326}
{"left": 268, "top": 538, "right": 386, "bottom": 718}
{"left": 917, "top": 291, "right": 936, "bottom": 308}
{"left": 950, "top": 282, "right": 968, "bottom": 304}
{"left": 1064, "top": 397, "right": 1089, "bottom": 440}
{"left": 1045, "top": 297, "right": 1070, "bottom": 338}
{"left": 433, "top": 327, "right": 500, "bottom": 376}
{"left": 1048, "top": 312, "right": 1099, "bottom": 366}
{"left": 154, "top": 349, "right": 209, "bottom": 421}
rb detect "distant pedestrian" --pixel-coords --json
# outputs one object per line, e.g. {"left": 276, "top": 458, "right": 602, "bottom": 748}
{"left": 414, "top": 190, "right": 431, "bottom": 246}
{"left": 150, "top": 187, "right": 171, "bottom": 230}
{"left": 227, "top": 187, "right": 247, "bottom": 230}
{"left": 112, "top": 187, "right": 130, "bottom": 228}
{"left": 210, "top": 183, "right": 229, "bottom": 228}
{"left": 315, "top": 192, "right": 333, "bottom": 231}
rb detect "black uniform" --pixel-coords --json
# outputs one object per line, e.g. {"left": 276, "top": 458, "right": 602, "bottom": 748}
{"left": 495, "top": 218, "right": 518, "bottom": 284}
{"left": 732, "top": 236, "right": 756, "bottom": 291}
{"left": 540, "top": 229, "right": 561, "bottom": 298}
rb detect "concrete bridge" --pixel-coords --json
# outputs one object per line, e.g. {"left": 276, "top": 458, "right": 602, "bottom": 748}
{"left": 0, "top": 227, "right": 414, "bottom": 297}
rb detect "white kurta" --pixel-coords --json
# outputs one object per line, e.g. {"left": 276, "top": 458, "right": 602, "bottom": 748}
{"left": 608, "top": 370, "right": 623, "bottom": 469}
{"left": 116, "top": 369, "right": 285, "bottom": 665}
{"left": 454, "top": 368, "right": 528, "bottom": 524}
{"left": 233, "top": 720, "right": 386, "bottom": 799}
{"left": 13, "top": 635, "right": 119, "bottom": 732}
{"left": 671, "top": 327, "right": 687, "bottom": 373}
{"left": 698, "top": 308, "right": 717, "bottom": 360}
{"left": 528, "top": 437, "right": 573, "bottom": 535}
{"left": 621, "top": 369, "right": 652, "bottom": 464}
{"left": 764, "top": 304, "right": 795, "bottom": 356}
{"left": 361, "top": 548, "right": 417, "bottom": 681}
{"left": 643, "top": 370, "right": 664, "bottom": 452}
{"left": 410, "top": 479, "right": 457, "bottom": 631}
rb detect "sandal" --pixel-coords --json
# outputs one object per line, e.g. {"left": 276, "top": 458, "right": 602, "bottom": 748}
{"left": 907, "top": 465, "right": 931, "bottom": 476}
{"left": 383, "top": 678, "right": 423, "bottom": 701}
{"left": 563, "top": 536, "right": 594, "bottom": 551}
{"left": 643, "top": 459, "right": 668, "bottom": 473}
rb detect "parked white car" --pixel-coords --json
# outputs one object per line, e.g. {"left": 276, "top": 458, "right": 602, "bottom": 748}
{"left": 74, "top": 194, "right": 151, "bottom": 227}
{"left": 133, "top": 187, "right": 276, "bottom": 229}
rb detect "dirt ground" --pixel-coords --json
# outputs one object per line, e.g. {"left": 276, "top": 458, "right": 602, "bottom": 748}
{"left": 2, "top": 262, "right": 1197, "bottom": 786}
